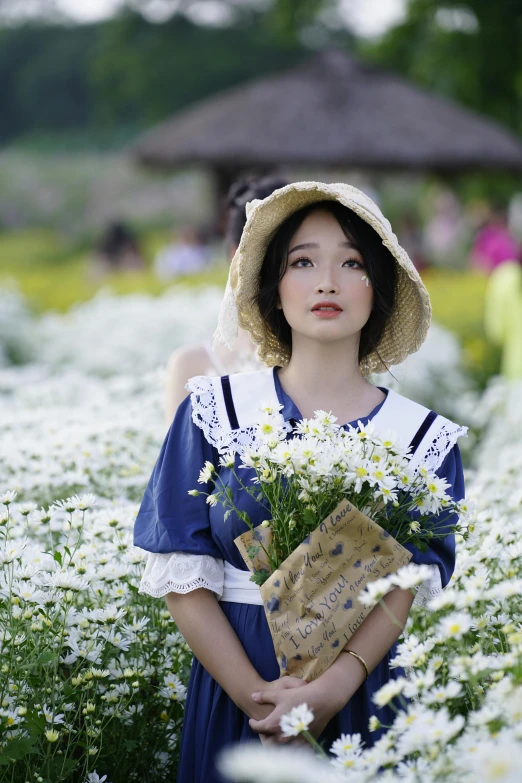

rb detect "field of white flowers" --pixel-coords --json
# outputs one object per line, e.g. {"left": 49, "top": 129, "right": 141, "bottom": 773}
{"left": 1, "top": 286, "right": 520, "bottom": 783}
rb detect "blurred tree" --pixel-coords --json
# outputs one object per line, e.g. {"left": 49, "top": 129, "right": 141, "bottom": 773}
{"left": 90, "top": 10, "right": 309, "bottom": 128}
{"left": 0, "top": 23, "right": 101, "bottom": 142}
{"left": 360, "top": 0, "right": 522, "bottom": 135}
{"left": 5, "top": 0, "right": 521, "bottom": 153}
{"left": 263, "top": 0, "right": 337, "bottom": 42}
{"left": 127, "top": 0, "right": 339, "bottom": 41}
{"left": 1, "top": 1, "right": 348, "bottom": 145}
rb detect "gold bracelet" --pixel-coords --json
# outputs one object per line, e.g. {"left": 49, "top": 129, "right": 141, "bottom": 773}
{"left": 342, "top": 649, "right": 369, "bottom": 681}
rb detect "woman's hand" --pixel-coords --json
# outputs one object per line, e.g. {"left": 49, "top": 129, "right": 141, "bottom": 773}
{"left": 252, "top": 675, "right": 306, "bottom": 744}
{"left": 248, "top": 678, "right": 343, "bottom": 743}
{"left": 262, "top": 675, "right": 307, "bottom": 693}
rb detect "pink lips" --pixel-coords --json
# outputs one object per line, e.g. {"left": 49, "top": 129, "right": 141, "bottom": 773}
{"left": 311, "top": 301, "right": 343, "bottom": 319}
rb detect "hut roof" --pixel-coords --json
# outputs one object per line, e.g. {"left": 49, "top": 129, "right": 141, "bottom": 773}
{"left": 132, "top": 49, "right": 522, "bottom": 172}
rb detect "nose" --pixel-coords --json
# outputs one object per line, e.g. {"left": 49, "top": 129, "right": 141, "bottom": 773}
{"left": 315, "top": 278, "right": 339, "bottom": 295}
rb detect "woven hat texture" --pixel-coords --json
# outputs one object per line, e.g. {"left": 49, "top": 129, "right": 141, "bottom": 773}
{"left": 216, "top": 181, "right": 432, "bottom": 375}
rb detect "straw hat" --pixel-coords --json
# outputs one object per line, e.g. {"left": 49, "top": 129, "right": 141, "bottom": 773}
{"left": 214, "top": 181, "right": 431, "bottom": 375}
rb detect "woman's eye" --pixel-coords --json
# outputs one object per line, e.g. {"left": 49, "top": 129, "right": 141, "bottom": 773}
{"left": 343, "top": 259, "right": 363, "bottom": 269}
{"left": 289, "top": 257, "right": 313, "bottom": 267}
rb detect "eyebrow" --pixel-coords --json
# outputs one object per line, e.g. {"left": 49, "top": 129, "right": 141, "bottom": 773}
{"left": 288, "top": 240, "right": 359, "bottom": 254}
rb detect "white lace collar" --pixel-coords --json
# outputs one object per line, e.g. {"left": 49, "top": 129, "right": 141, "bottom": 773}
{"left": 186, "top": 369, "right": 467, "bottom": 474}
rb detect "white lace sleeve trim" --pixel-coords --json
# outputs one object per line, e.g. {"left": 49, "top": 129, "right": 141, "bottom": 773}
{"left": 422, "top": 420, "right": 468, "bottom": 473}
{"left": 138, "top": 552, "right": 224, "bottom": 598}
{"left": 412, "top": 565, "right": 442, "bottom": 609}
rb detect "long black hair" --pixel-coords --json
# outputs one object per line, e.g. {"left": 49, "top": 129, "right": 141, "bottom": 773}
{"left": 255, "top": 200, "right": 396, "bottom": 367}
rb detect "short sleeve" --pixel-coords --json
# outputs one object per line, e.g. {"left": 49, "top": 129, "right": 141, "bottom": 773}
{"left": 133, "top": 395, "right": 224, "bottom": 597}
{"left": 404, "top": 443, "right": 465, "bottom": 607}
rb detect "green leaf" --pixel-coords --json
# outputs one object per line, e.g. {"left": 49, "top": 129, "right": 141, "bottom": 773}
{"left": 57, "top": 758, "right": 79, "bottom": 776}
{"left": 23, "top": 711, "right": 46, "bottom": 732}
{"left": 249, "top": 570, "right": 270, "bottom": 586}
{"left": 224, "top": 510, "right": 232, "bottom": 522}
{"left": 2, "top": 736, "right": 38, "bottom": 761}
{"left": 53, "top": 550, "right": 62, "bottom": 566}
{"left": 303, "top": 508, "right": 316, "bottom": 527}
{"left": 246, "top": 545, "right": 260, "bottom": 558}
{"left": 37, "top": 650, "right": 56, "bottom": 665}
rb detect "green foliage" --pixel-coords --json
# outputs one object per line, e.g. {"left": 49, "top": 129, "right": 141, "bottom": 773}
{"left": 250, "top": 569, "right": 270, "bottom": 586}
{"left": 0, "top": 22, "right": 101, "bottom": 143}
{"left": 263, "top": 0, "right": 336, "bottom": 42}
{"left": 0, "top": 11, "right": 308, "bottom": 146}
{"left": 0, "top": 500, "right": 189, "bottom": 782}
{"left": 360, "top": 0, "right": 522, "bottom": 135}
{"left": 91, "top": 11, "right": 307, "bottom": 128}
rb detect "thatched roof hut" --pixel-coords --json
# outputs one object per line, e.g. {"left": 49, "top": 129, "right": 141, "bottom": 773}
{"left": 132, "top": 49, "right": 522, "bottom": 181}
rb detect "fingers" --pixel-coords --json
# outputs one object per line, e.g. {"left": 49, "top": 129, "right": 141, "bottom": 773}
{"left": 279, "top": 676, "right": 306, "bottom": 689}
{"left": 249, "top": 716, "right": 271, "bottom": 734}
{"left": 265, "top": 676, "right": 305, "bottom": 691}
{"left": 251, "top": 690, "right": 279, "bottom": 705}
{"left": 254, "top": 724, "right": 292, "bottom": 745}
{"left": 250, "top": 707, "right": 284, "bottom": 736}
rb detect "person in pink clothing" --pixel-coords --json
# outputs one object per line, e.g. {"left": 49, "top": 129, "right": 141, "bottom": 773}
{"left": 470, "top": 204, "right": 520, "bottom": 273}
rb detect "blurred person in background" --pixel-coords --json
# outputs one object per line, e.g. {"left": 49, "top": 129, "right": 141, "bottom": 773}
{"left": 469, "top": 202, "right": 520, "bottom": 274}
{"left": 164, "top": 174, "right": 288, "bottom": 422}
{"left": 89, "top": 220, "right": 144, "bottom": 282}
{"left": 484, "top": 258, "right": 522, "bottom": 380}
{"left": 423, "top": 188, "right": 464, "bottom": 267}
{"left": 397, "top": 211, "right": 428, "bottom": 272}
{"left": 154, "top": 224, "right": 210, "bottom": 280}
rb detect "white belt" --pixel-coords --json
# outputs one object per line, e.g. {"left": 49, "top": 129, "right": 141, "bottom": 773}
{"left": 220, "top": 561, "right": 264, "bottom": 605}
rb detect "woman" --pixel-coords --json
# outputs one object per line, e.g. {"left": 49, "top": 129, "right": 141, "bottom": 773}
{"left": 134, "top": 182, "right": 466, "bottom": 782}
{"left": 164, "top": 175, "right": 288, "bottom": 422}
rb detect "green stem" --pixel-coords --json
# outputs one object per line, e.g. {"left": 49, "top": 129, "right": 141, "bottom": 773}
{"left": 302, "top": 729, "right": 329, "bottom": 760}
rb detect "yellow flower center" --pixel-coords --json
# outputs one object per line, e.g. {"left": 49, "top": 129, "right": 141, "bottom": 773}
{"left": 488, "top": 761, "right": 511, "bottom": 779}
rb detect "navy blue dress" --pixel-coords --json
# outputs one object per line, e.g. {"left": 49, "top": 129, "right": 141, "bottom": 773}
{"left": 134, "top": 370, "right": 464, "bottom": 782}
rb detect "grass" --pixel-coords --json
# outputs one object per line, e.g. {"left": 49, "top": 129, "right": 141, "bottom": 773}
{"left": 0, "top": 228, "right": 229, "bottom": 312}
{"left": 423, "top": 267, "right": 499, "bottom": 385}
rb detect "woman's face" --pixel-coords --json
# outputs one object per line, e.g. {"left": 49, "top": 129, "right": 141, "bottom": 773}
{"left": 277, "top": 209, "right": 374, "bottom": 347}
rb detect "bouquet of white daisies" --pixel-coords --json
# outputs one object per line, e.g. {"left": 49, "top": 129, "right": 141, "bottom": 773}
{"left": 192, "top": 406, "right": 465, "bottom": 680}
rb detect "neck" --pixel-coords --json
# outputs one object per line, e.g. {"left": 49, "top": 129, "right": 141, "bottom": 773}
{"left": 278, "top": 334, "right": 371, "bottom": 405}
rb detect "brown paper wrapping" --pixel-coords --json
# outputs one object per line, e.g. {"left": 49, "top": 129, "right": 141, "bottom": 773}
{"left": 234, "top": 499, "right": 412, "bottom": 682}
